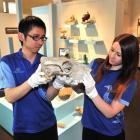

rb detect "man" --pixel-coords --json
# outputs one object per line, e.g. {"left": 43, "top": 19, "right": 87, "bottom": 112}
{"left": 0, "top": 16, "right": 60, "bottom": 140}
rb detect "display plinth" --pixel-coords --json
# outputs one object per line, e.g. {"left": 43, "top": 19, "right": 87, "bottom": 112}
{"left": 0, "top": 91, "right": 83, "bottom": 140}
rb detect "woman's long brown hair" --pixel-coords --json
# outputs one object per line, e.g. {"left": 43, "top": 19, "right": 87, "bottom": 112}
{"left": 94, "top": 34, "right": 139, "bottom": 99}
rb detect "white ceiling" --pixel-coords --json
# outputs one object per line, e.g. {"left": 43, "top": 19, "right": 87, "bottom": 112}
{"left": 3, "top": 0, "right": 53, "bottom": 14}
{"left": 22, "top": 0, "right": 53, "bottom": 14}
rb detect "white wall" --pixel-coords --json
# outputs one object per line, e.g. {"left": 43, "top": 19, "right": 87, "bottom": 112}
{"left": 0, "top": 0, "right": 3, "bottom": 12}
{"left": 1, "top": 0, "right": 139, "bottom": 58}
{"left": 32, "top": 4, "right": 56, "bottom": 57}
{"left": 115, "top": 0, "right": 133, "bottom": 36}
{"left": 55, "top": 0, "right": 117, "bottom": 61}
{"left": 0, "top": 13, "right": 19, "bottom": 57}
{"left": 131, "top": 0, "right": 140, "bottom": 36}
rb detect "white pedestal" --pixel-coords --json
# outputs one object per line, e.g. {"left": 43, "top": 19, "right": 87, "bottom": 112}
{"left": 0, "top": 92, "right": 83, "bottom": 140}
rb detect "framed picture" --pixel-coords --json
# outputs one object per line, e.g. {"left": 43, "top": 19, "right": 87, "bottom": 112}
{"left": 62, "top": 0, "right": 77, "bottom": 2}
{"left": 138, "top": 18, "right": 140, "bottom": 26}
{"left": 59, "top": 48, "right": 70, "bottom": 57}
{"left": 0, "top": 89, "right": 5, "bottom": 97}
{"left": 5, "top": 27, "right": 18, "bottom": 34}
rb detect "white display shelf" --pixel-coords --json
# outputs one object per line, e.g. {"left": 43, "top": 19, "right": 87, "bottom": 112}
{"left": 52, "top": 92, "right": 82, "bottom": 108}
{"left": 65, "top": 39, "right": 102, "bottom": 44}
{"left": 64, "top": 23, "right": 96, "bottom": 28}
{"left": 0, "top": 92, "right": 84, "bottom": 140}
{"left": 0, "top": 97, "right": 13, "bottom": 134}
{"left": 52, "top": 92, "right": 83, "bottom": 121}
{"left": 57, "top": 111, "right": 82, "bottom": 135}
{"left": 0, "top": 97, "right": 12, "bottom": 110}
{"left": 68, "top": 39, "right": 79, "bottom": 44}
{"left": 59, "top": 38, "right": 102, "bottom": 44}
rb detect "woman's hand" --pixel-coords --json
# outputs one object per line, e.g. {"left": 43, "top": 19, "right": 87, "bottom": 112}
{"left": 82, "top": 72, "right": 98, "bottom": 99}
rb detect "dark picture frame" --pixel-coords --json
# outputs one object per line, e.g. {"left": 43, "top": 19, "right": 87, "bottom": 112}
{"left": 59, "top": 48, "right": 66, "bottom": 56}
{"left": 59, "top": 48, "right": 70, "bottom": 57}
{"left": 5, "top": 27, "right": 18, "bottom": 34}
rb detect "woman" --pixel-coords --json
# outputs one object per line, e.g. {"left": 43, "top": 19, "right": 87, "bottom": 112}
{"left": 82, "top": 33, "right": 139, "bottom": 140}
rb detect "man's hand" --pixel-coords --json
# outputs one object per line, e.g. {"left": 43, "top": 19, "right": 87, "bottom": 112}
{"left": 82, "top": 72, "right": 98, "bottom": 99}
{"left": 27, "top": 64, "right": 50, "bottom": 88}
{"left": 53, "top": 75, "right": 79, "bottom": 90}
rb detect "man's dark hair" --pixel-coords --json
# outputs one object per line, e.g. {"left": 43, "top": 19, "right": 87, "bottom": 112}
{"left": 18, "top": 16, "right": 46, "bottom": 45}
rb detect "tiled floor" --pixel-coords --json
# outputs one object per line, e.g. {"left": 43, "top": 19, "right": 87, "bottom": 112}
{"left": 0, "top": 71, "right": 140, "bottom": 140}
{"left": 125, "top": 70, "right": 140, "bottom": 140}
{"left": 0, "top": 126, "right": 13, "bottom": 140}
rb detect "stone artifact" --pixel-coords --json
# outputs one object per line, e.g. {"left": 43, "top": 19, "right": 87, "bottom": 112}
{"left": 58, "top": 87, "right": 73, "bottom": 100}
{"left": 82, "top": 12, "right": 90, "bottom": 23}
{"left": 75, "top": 106, "right": 83, "bottom": 115}
{"left": 64, "top": 15, "right": 78, "bottom": 25}
{"left": 40, "top": 56, "right": 91, "bottom": 86}
{"left": 57, "top": 122, "right": 65, "bottom": 128}
{"left": 82, "top": 11, "right": 96, "bottom": 24}
{"left": 59, "top": 28, "right": 67, "bottom": 39}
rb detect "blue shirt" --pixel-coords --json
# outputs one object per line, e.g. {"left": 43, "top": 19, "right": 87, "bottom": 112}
{"left": 82, "top": 59, "right": 137, "bottom": 136}
{"left": 0, "top": 49, "right": 56, "bottom": 133}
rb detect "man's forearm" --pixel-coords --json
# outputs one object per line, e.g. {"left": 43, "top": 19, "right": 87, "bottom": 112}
{"left": 4, "top": 81, "right": 32, "bottom": 103}
{"left": 46, "top": 86, "right": 59, "bottom": 101}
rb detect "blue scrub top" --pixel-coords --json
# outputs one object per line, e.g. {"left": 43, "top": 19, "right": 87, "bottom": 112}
{"left": 82, "top": 59, "right": 137, "bottom": 136}
{"left": 0, "top": 49, "right": 56, "bottom": 133}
